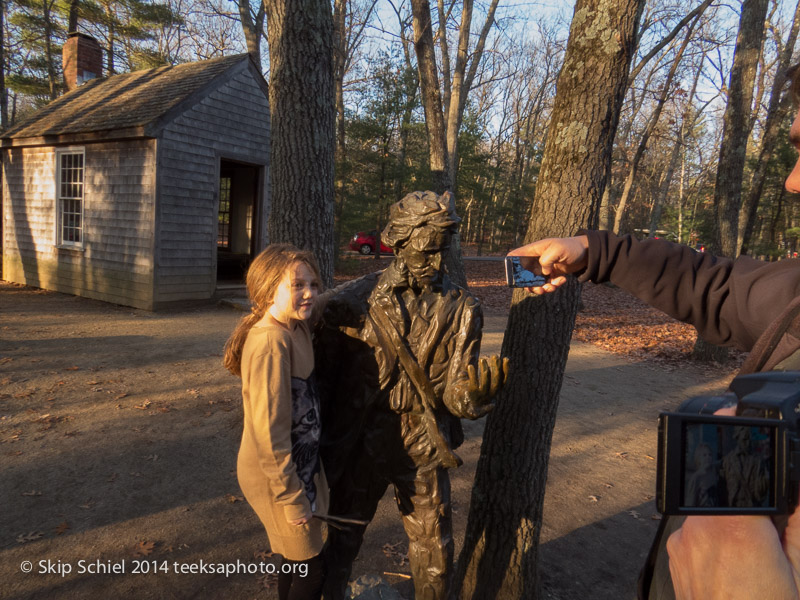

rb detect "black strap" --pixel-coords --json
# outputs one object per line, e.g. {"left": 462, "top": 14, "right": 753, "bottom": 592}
{"left": 368, "top": 299, "right": 462, "bottom": 468}
{"left": 740, "top": 295, "right": 800, "bottom": 375}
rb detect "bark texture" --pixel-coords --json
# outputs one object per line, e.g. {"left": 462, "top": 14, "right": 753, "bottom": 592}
{"left": 454, "top": 1, "right": 644, "bottom": 597}
{"left": 264, "top": 0, "right": 336, "bottom": 287}
{"left": 739, "top": 0, "right": 800, "bottom": 255}
{"left": 712, "top": 0, "right": 769, "bottom": 258}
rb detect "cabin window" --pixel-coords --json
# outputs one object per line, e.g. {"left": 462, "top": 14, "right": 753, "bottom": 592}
{"left": 218, "top": 176, "right": 232, "bottom": 249}
{"left": 56, "top": 149, "right": 85, "bottom": 247}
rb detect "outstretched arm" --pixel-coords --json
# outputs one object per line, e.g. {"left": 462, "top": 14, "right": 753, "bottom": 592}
{"left": 510, "top": 231, "right": 800, "bottom": 352}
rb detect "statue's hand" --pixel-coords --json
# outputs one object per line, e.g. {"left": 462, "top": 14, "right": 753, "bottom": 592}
{"left": 459, "top": 355, "right": 510, "bottom": 419}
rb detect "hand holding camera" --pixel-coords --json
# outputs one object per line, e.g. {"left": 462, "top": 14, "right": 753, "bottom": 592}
{"left": 657, "top": 371, "right": 800, "bottom": 516}
{"left": 506, "top": 235, "right": 589, "bottom": 293}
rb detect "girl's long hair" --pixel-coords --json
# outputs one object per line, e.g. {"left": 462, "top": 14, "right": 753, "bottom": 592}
{"left": 223, "top": 244, "right": 322, "bottom": 376}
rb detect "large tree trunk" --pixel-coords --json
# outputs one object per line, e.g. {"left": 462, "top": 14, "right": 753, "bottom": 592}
{"left": 739, "top": 0, "right": 800, "bottom": 256}
{"left": 264, "top": 0, "right": 336, "bottom": 287}
{"left": 454, "top": 1, "right": 644, "bottom": 597}
{"left": 711, "top": 0, "right": 769, "bottom": 258}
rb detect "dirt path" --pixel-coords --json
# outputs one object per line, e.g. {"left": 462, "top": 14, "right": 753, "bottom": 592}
{"left": 1, "top": 283, "right": 732, "bottom": 599}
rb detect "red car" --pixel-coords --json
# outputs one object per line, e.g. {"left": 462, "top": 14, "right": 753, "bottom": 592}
{"left": 349, "top": 230, "right": 393, "bottom": 255}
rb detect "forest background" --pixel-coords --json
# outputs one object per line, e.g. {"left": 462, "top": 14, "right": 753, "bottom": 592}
{"left": 2, "top": 0, "right": 799, "bottom": 261}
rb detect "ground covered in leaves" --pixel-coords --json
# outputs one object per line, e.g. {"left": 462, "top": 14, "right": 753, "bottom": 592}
{"left": 3, "top": 260, "right": 740, "bottom": 599}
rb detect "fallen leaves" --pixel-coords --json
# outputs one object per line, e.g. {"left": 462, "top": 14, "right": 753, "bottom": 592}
{"left": 573, "top": 283, "right": 746, "bottom": 370}
{"left": 257, "top": 573, "right": 278, "bottom": 589}
{"left": 16, "top": 531, "right": 43, "bottom": 543}
{"left": 225, "top": 494, "right": 244, "bottom": 503}
{"left": 382, "top": 541, "right": 409, "bottom": 567}
{"left": 54, "top": 521, "right": 70, "bottom": 535}
{"left": 588, "top": 495, "right": 600, "bottom": 503}
{"left": 134, "top": 400, "right": 152, "bottom": 410}
{"left": 21, "top": 490, "right": 42, "bottom": 496}
{"left": 133, "top": 540, "right": 156, "bottom": 557}
{"left": 254, "top": 550, "right": 274, "bottom": 561}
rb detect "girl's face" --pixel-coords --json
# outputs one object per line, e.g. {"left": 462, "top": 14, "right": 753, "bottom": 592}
{"left": 268, "top": 261, "right": 320, "bottom": 324}
{"left": 696, "top": 446, "right": 712, "bottom": 470}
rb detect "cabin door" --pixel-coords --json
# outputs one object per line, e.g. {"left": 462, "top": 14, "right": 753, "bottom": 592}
{"left": 216, "top": 160, "right": 259, "bottom": 282}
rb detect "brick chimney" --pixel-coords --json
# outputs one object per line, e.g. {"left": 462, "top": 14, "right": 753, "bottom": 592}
{"left": 62, "top": 33, "right": 103, "bottom": 91}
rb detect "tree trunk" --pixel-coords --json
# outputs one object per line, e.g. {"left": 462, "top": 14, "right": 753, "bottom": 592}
{"left": 237, "top": 0, "right": 266, "bottom": 69}
{"left": 614, "top": 20, "right": 695, "bottom": 234}
{"left": 454, "top": 1, "right": 644, "bottom": 597}
{"left": 445, "top": 0, "right": 499, "bottom": 187}
{"left": 0, "top": 0, "right": 7, "bottom": 130}
{"left": 332, "top": 0, "right": 347, "bottom": 261}
{"left": 43, "top": 0, "right": 57, "bottom": 100}
{"left": 332, "top": 0, "right": 347, "bottom": 162}
{"left": 711, "top": 0, "right": 769, "bottom": 258}
{"left": 264, "top": 0, "right": 336, "bottom": 287}
{"left": 739, "top": 0, "right": 800, "bottom": 255}
{"left": 650, "top": 45, "right": 706, "bottom": 238}
{"left": 410, "top": 0, "right": 450, "bottom": 192}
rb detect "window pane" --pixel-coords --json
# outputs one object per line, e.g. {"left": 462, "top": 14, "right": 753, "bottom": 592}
{"left": 58, "top": 152, "right": 84, "bottom": 245}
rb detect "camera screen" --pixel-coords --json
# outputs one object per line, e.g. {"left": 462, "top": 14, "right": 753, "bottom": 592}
{"left": 681, "top": 422, "right": 776, "bottom": 509}
{"left": 505, "top": 257, "right": 546, "bottom": 287}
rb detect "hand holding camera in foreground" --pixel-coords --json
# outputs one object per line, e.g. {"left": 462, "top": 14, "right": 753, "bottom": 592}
{"left": 666, "top": 410, "right": 800, "bottom": 600}
{"left": 506, "top": 235, "right": 589, "bottom": 294}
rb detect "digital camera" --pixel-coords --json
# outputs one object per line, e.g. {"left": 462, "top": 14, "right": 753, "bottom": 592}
{"left": 656, "top": 371, "right": 800, "bottom": 515}
{"left": 504, "top": 256, "right": 547, "bottom": 288}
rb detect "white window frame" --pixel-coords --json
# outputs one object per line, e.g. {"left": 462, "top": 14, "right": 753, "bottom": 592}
{"left": 55, "top": 147, "right": 85, "bottom": 249}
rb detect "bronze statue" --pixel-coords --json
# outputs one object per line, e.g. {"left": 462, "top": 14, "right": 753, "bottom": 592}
{"left": 317, "top": 191, "right": 508, "bottom": 600}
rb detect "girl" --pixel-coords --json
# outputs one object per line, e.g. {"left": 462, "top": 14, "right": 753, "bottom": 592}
{"left": 224, "top": 244, "right": 328, "bottom": 600}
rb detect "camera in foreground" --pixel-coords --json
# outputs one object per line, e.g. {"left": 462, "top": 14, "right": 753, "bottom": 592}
{"left": 657, "top": 371, "right": 800, "bottom": 516}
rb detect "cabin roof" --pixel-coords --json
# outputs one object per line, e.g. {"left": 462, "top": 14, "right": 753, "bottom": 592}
{"left": 2, "top": 54, "right": 265, "bottom": 146}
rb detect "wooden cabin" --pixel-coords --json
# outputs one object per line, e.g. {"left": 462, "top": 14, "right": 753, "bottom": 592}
{"left": 2, "top": 36, "right": 270, "bottom": 310}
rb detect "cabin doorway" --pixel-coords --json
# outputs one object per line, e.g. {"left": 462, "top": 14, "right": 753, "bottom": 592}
{"left": 216, "top": 160, "right": 260, "bottom": 282}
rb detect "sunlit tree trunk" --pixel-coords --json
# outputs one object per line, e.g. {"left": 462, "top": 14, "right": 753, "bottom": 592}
{"left": 739, "top": 0, "right": 800, "bottom": 256}
{"left": 711, "top": 0, "right": 769, "bottom": 258}
{"left": 454, "top": 0, "right": 644, "bottom": 596}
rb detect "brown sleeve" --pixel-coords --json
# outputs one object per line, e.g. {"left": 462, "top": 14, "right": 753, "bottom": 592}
{"left": 246, "top": 338, "right": 310, "bottom": 521}
{"left": 579, "top": 230, "right": 800, "bottom": 352}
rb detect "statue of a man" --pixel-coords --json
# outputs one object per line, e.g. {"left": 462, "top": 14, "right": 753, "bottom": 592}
{"left": 319, "top": 191, "right": 508, "bottom": 600}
